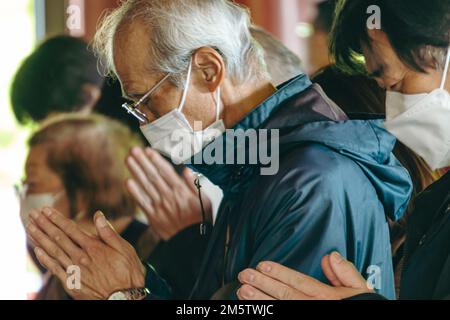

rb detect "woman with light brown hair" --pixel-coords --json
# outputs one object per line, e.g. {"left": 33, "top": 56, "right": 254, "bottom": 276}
{"left": 18, "top": 114, "right": 156, "bottom": 300}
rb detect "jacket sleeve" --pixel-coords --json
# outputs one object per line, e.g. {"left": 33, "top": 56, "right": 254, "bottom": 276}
{"left": 247, "top": 158, "right": 353, "bottom": 285}
{"left": 145, "top": 223, "right": 212, "bottom": 299}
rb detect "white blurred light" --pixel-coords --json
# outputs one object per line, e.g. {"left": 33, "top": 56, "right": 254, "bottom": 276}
{"left": 295, "top": 22, "right": 314, "bottom": 38}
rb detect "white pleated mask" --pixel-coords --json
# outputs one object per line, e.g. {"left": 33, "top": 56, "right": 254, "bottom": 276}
{"left": 141, "top": 60, "right": 225, "bottom": 164}
{"left": 385, "top": 47, "right": 450, "bottom": 170}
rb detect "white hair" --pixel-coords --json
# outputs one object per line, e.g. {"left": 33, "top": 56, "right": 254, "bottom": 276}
{"left": 422, "top": 46, "right": 449, "bottom": 71}
{"left": 93, "top": 0, "right": 268, "bottom": 87}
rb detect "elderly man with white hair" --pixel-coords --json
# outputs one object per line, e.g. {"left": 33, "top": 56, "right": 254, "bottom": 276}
{"left": 26, "top": 0, "right": 411, "bottom": 300}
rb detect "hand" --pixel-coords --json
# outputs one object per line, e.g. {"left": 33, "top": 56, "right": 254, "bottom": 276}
{"left": 26, "top": 208, "right": 145, "bottom": 300}
{"left": 237, "top": 252, "right": 373, "bottom": 300}
{"left": 126, "top": 147, "right": 212, "bottom": 241}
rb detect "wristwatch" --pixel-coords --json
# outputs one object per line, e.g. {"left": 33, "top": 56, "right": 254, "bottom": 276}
{"left": 108, "top": 288, "right": 150, "bottom": 300}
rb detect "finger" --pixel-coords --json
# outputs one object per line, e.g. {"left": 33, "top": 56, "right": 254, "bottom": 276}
{"left": 26, "top": 227, "right": 38, "bottom": 248}
{"left": 329, "top": 252, "right": 368, "bottom": 289}
{"left": 40, "top": 207, "right": 92, "bottom": 249}
{"left": 27, "top": 218, "right": 73, "bottom": 270}
{"left": 255, "top": 262, "right": 329, "bottom": 297}
{"left": 94, "top": 211, "right": 129, "bottom": 253}
{"left": 237, "top": 284, "right": 275, "bottom": 301}
{"left": 34, "top": 247, "right": 69, "bottom": 282}
{"left": 131, "top": 148, "right": 173, "bottom": 197}
{"left": 126, "top": 155, "right": 161, "bottom": 204}
{"left": 238, "top": 268, "right": 312, "bottom": 300}
{"left": 33, "top": 247, "right": 100, "bottom": 300}
{"left": 126, "top": 178, "right": 174, "bottom": 233}
{"left": 145, "top": 148, "right": 185, "bottom": 189}
{"left": 32, "top": 208, "right": 86, "bottom": 263}
{"left": 321, "top": 254, "right": 343, "bottom": 287}
{"left": 126, "top": 178, "right": 155, "bottom": 216}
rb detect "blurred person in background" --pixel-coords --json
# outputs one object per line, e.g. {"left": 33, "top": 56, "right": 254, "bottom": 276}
{"left": 238, "top": 0, "right": 450, "bottom": 300}
{"left": 95, "top": 77, "right": 143, "bottom": 139}
{"left": 25, "top": 0, "right": 411, "bottom": 300}
{"left": 10, "top": 35, "right": 104, "bottom": 125}
{"left": 19, "top": 114, "right": 154, "bottom": 300}
{"left": 250, "top": 26, "right": 304, "bottom": 85}
{"left": 304, "top": 0, "right": 337, "bottom": 75}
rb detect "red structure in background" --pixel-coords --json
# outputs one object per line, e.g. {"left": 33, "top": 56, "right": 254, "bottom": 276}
{"left": 82, "top": 0, "right": 317, "bottom": 50}
{"left": 236, "top": 0, "right": 317, "bottom": 55}
{"left": 82, "top": 0, "right": 118, "bottom": 41}
{"left": 77, "top": 0, "right": 321, "bottom": 72}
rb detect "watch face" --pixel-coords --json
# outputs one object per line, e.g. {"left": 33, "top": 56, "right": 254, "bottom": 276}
{"left": 108, "top": 292, "right": 128, "bottom": 300}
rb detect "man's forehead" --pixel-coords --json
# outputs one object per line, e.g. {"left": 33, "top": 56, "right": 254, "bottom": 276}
{"left": 113, "top": 20, "right": 153, "bottom": 87}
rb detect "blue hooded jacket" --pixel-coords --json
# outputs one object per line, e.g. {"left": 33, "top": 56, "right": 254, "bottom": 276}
{"left": 186, "top": 74, "right": 412, "bottom": 300}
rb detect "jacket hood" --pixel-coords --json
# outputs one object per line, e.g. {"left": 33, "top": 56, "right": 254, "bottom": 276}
{"left": 189, "top": 74, "right": 412, "bottom": 221}
{"left": 276, "top": 117, "right": 413, "bottom": 221}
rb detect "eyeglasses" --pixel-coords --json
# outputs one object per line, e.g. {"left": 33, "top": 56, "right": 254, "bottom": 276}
{"left": 121, "top": 73, "right": 171, "bottom": 124}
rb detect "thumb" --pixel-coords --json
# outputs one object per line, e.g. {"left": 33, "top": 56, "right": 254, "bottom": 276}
{"left": 94, "top": 211, "right": 125, "bottom": 253}
{"left": 329, "top": 252, "right": 368, "bottom": 289}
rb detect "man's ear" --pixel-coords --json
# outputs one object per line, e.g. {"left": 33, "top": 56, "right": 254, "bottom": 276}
{"left": 192, "top": 47, "right": 225, "bottom": 93}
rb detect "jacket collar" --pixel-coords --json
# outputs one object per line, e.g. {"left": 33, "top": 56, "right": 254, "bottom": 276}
{"left": 188, "top": 74, "right": 312, "bottom": 194}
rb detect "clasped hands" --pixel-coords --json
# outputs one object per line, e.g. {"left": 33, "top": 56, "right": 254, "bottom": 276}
{"left": 25, "top": 147, "right": 212, "bottom": 299}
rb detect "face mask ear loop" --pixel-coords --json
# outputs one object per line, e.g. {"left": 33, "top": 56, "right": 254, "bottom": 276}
{"left": 178, "top": 59, "right": 193, "bottom": 112}
{"left": 440, "top": 47, "right": 450, "bottom": 90}
{"left": 215, "top": 87, "right": 222, "bottom": 121}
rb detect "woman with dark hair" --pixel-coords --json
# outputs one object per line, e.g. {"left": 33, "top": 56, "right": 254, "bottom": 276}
{"left": 10, "top": 35, "right": 104, "bottom": 124}
{"left": 18, "top": 114, "right": 155, "bottom": 300}
{"left": 237, "top": 0, "right": 450, "bottom": 300}
{"left": 95, "top": 77, "right": 143, "bottom": 139}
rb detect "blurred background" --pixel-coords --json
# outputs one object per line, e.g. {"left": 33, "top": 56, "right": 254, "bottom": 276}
{"left": 0, "top": 0, "right": 333, "bottom": 299}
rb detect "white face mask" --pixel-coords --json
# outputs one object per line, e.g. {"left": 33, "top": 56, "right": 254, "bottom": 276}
{"left": 140, "top": 60, "right": 226, "bottom": 164}
{"left": 19, "top": 191, "right": 63, "bottom": 227}
{"left": 384, "top": 47, "right": 450, "bottom": 170}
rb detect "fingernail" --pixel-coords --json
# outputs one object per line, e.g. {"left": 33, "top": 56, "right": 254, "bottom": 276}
{"left": 30, "top": 210, "right": 39, "bottom": 219}
{"left": 242, "top": 271, "right": 255, "bottom": 283}
{"left": 258, "top": 262, "right": 272, "bottom": 273}
{"left": 242, "top": 286, "right": 255, "bottom": 298}
{"left": 95, "top": 211, "right": 108, "bottom": 228}
{"left": 34, "top": 247, "right": 43, "bottom": 256}
{"left": 331, "top": 251, "right": 343, "bottom": 263}
{"left": 43, "top": 208, "right": 53, "bottom": 217}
